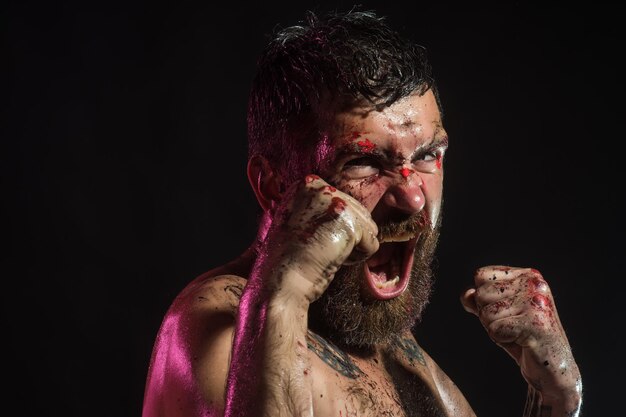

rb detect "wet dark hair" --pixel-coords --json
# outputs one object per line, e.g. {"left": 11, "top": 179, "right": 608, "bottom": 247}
{"left": 247, "top": 9, "right": 439, "bottom": 181}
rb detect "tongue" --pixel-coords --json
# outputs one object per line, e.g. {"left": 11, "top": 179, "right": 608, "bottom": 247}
{"left": 369, "top": 255, "right": 401, "bottom": 283}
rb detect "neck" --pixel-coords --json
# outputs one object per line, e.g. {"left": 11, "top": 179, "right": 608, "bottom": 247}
{"left": 255, "top": 209, "right": 273, "bottom": 244}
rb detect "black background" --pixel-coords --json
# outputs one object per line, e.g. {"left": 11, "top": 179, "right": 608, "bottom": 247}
{"left": 4, "top": 1, "right": 624, "bottom": 416}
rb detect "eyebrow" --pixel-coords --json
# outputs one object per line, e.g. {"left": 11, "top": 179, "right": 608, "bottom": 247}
{"left": 411, "top": 135, "right": 449, "bottom": 158}
{"left": 333, "top": 134, "right": 449, "bottom": 163}
{"left": 334, "top": 143, "right": 388, "bottom": 160}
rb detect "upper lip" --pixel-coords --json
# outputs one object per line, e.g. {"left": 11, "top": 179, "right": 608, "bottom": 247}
{"left": 379, "top": 231, "right": 418, "bottom": 243}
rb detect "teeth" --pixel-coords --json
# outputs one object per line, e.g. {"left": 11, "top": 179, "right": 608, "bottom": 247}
{"left": 375, "top": 275, "right": 400, "bottom": 289}
{"left": 379, "top": 232, "right": 415, "bottom": 243}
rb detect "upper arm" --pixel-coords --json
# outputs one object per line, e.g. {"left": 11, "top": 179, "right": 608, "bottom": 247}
{"left": 421, "top": 349, "right": 477, "bottom": 417}
{"left": 187, "top": 275, "right": 245, "bottom": 413}
{"left": 188, "top": 301, "right": 237, "bottom": 412}
{"left": 143, "top": 275, "right": 244, "bottom": 417}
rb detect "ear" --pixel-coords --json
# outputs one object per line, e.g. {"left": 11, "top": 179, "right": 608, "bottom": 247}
{"left": 247, "top": 155, "right": 283, "bottom": 211}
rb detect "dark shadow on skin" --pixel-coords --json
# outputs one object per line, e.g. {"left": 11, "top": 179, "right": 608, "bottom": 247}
{"left": 382, "top": 345, "right": 446, "bottom": 417}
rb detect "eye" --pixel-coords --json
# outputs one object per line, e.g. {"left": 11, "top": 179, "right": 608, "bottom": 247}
{"left": 342, "top": 157, "right": 380, "bottom": 179}
{"left": 419, "top": 151, "right": 438, "bottom": 162}
{"left": 413, "top": 150, "right": 443, "bottom": 172}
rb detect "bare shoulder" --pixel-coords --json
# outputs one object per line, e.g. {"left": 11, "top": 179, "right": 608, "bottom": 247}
{"left": 178, "top": 273, "right": 246, "bottom": 317}
{"left": 143, "top": 274, "right": 246, "bottom": 417}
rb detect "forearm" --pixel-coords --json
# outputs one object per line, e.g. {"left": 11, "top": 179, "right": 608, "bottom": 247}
{"left": 523, "top": 385, "right": 583, "bottom": 417}
{"left": 224, "top": 274, "right": 313, "bottom": 417}
{"left": 521, "top": 341, "right": 583, "bottom": 417}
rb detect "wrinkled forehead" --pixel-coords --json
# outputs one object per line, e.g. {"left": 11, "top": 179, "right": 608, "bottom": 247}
{"left": 311, "top": 90, "right": 443, "bottom": 162}
{"left": 325, "top": 90, "right": 440, "bottom": 138}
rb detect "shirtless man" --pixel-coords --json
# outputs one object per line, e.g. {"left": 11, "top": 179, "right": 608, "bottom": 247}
{"left": 142, "top": 10, "right": 582, "bottom": 417}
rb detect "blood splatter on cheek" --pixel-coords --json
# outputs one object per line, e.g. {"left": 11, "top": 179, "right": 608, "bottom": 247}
{"left": 435, "top": 155, "right": 442, "bottom": 170}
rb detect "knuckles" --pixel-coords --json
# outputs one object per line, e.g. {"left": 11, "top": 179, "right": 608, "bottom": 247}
{"left": 473, "top": 266, "right": 559, "bottom": 329}
{"left": 276, "top": 174, "right": 376, "bottom": 260}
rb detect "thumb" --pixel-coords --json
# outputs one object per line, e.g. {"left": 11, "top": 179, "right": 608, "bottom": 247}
{"left": 460, "top": 288, "right": 479, "bottom": 316}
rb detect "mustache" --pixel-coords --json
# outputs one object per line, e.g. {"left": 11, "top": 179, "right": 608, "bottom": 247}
{"left": 377, "top": 210, "right": 430, "bottom": 242}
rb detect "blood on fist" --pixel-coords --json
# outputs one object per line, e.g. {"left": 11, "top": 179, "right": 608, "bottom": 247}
{"left": 258, "top": 175, "right": 379, "bottom": 303}
{"left": 460, "top": 266, "right": 582, "bottom": 406}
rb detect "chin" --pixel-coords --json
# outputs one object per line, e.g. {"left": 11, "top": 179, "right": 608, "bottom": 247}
{"left": 308, "top": 219, "right": 440, "bottom": 348}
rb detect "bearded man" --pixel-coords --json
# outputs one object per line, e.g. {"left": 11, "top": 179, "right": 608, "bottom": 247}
{"left": 142, "top": 9, "right": 582, "bottom": 417}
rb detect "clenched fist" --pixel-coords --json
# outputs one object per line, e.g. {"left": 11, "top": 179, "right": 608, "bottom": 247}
{"left": 256, "top": 174, "right": 379, "bottom": 303}
{"left": 461, "top": 266, "right": 582, "bottom": 413}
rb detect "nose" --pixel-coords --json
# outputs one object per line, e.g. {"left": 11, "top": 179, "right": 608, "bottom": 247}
{"left": 380, "top": 170, "right": 426, "bottom": 215}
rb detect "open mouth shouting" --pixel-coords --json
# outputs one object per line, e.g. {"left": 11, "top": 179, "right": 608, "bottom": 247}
{"left": 363, "top": 231, "right": 420, "bottom": 300}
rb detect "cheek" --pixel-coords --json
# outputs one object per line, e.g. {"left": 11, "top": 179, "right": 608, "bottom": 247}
{"left": 335, "top": 177, "right": 388, "bottom": 211}
{"left": 421, "top": 174, "right": 443, "bottom": 224}
{"left": 421, "top": 174, "right": 443, "bottom": 202}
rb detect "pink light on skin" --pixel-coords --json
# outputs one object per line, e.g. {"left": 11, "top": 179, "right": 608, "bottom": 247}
{"left": 143, "top": 313, "right": 207, "bottom": 417}
{"left": 313, "top": 133, "right": 334, "bottom": 172}
{"left": 224, "top": 288, "right": 269, "bottom": 416}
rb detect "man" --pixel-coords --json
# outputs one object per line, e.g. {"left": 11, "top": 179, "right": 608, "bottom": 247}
{"left": 142, "top": 10, "right": 582, "bottom": 417}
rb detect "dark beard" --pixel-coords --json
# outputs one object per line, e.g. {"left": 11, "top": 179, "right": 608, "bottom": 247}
{"left": 308, "top": 211, "right": 441, "bottom": 348}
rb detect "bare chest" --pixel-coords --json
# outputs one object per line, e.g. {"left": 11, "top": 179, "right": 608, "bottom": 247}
{"left": 307, "top": 332, "right": 446, "bottom": 417}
